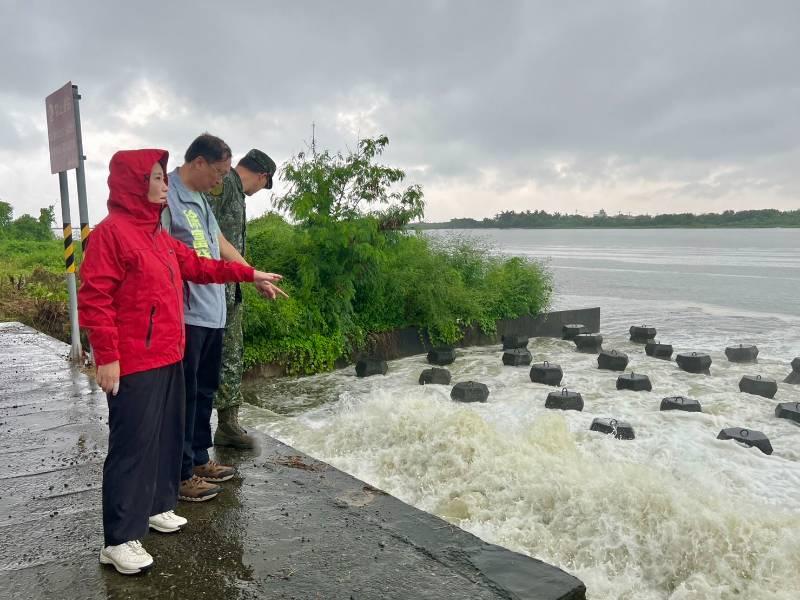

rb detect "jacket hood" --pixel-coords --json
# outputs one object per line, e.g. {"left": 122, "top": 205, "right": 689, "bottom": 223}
{"left": 107, "top": 149, "right": 169, "bottom": 225}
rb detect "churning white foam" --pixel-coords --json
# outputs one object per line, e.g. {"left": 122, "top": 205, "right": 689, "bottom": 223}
{"left": 251, "top": 337, "right": 800, "bottom": 599}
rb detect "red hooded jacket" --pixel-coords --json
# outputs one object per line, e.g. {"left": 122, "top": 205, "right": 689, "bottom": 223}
{"left": 78, "top": 149, "right": 254, "bottom": 376}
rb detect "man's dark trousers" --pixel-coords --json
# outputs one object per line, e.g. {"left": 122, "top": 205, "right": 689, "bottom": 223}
{"left": 181, "top": 324, "right": 224, "bottom": 481}
{"left": 103, "top": 361, "right": 184, "bottom": 547}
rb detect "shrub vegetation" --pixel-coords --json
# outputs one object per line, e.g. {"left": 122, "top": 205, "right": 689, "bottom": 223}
{"left": 242, "top": 135, "right": 551, "bottom": 374}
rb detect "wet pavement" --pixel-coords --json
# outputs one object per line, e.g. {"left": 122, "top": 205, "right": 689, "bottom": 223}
{"left": 0, "top": 322, "right": 586, "bottom": 600}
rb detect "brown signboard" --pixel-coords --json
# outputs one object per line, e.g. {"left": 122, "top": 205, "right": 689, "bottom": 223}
{"left": 45, "top": 82, "right": 80, "bottom": 174}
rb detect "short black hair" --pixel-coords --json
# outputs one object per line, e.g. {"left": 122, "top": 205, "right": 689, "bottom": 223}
{"left": 237, "top": 155, "right": 272, "bottom": 175}
{"left": 184, "top": 133, "right": 232, "bottom": 164}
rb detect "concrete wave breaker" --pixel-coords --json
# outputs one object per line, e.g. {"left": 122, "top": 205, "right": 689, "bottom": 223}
{"left": 660, "top": 396, "right": 702, "bottom": 412}
{"left": 717, "top": 427, "right": 773, "bottom": 455}
{"left": 501, "top": 333, "right": 529, "bottom": 349}
{"left": 616, "top": 372, "right": 652, "bottom": 392}
{"left": 645, "top": 341, "right": 673, "bottom": 359}
{"left": 545, "top": 388, "right": 583, "bottom": 411}
{"left": 739, "top": 375, "right": 778, "bottom": 399}
{"left": 502, "top": 348, "right": 532, "bottom": 366}
{"left": 725, "top": 344, "right": 759, "bottom": 363}
{"left": 450, "top": 381, "right": 490, "bottom": 403}
{"left": 530, "top": 361, "right": 563, "bottom": 386}
{"left": 590, "top": 417, "right": 635, "bottom": 440}
{"left": 427, "top": 347, "right": 456, "bottom": 366}
{"left": 419, "top": 367, "right": 451, "bottom": 385}
{"left": 630, "top": 325, "right": 657, "bottom": 343}
{"left": 784, "top": 357, "right": 800, "bottom": 384}
{"left": 597, "top": 349, "right": 629, "bottom": 371}
{"left": 562, "top": 323, "right": 586, "bottom": 340}
{"left": 775, "top": 402, "right": 800, "bottom": 424}
{"left": 356, "top": 358, "right": 388, "bottom": 377}
{"left": 676, "top": 352, "right": 712, "bottom": 374}
{"left": 574, "top": 333, "right": 603, "bottom": 353}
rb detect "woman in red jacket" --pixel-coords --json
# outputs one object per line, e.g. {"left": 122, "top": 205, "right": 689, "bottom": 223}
{"left": 79, "top": 149, "right": 283, "bottom": 575}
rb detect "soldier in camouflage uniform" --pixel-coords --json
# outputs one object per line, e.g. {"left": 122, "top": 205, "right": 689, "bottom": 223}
{"left": 205, "top": 149, "right": 277, "bottom": 448}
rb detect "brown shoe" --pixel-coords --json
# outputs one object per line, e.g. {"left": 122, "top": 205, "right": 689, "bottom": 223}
{"left": 179, "top": 475, "right": 221, "bottom": 502}
{"left": 193, "top": 460, "right": 236, "bottom": 483}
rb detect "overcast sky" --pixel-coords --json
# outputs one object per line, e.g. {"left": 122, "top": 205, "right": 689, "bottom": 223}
{"left": 1, "top": 0, "right": 798, "bottom": 224}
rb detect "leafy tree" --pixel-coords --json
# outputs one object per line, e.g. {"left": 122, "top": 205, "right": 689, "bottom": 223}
{"left": 39, "top": 205, "right": 55, "bottom": 230}
{"left": 270, "top": 135, "right": 426, "bottom": 342}
{"left": 277, "top": 134, "right": 424, "bottom": 229}
{"left": 6, "top": 206, "right": 55, "bottom": 241}
{"left": 10, "top": 215, "right": 49, "bottom": 240}
{"left": 0, "top": 200, "right": 12, "bottom": 228}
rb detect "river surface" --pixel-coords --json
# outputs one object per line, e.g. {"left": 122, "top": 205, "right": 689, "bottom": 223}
{"left": 242, "top": 228, "right": 800, "bottom": 599}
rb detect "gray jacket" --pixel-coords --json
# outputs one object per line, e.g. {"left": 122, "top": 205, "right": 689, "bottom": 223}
{"left": 165, "top": 168, "right": 227, "bottom": 329}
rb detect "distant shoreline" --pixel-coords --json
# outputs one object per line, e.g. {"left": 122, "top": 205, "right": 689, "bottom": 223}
{"left": 413, "top": 224, "right": 800, "bottom": 230}
{"left": 412, "top": 208, "right": 799, "bottom": 230}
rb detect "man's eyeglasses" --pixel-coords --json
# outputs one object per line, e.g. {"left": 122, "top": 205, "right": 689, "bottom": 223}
{"left": 204, "top": 159, "right": 228, "bottom": 179}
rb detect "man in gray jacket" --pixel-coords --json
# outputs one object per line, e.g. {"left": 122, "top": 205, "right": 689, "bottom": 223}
{"left": 166, "top": 133, "right": 282, "bottom": 502}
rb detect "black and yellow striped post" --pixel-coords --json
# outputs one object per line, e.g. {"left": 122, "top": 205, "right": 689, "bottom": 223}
{"left": 58, "top": 171, "right": 82, "bottom": 361}
{"left": 79, "top": 222, "right": 90, "bottom": 252}
{"left": 63, "top": 224, "right": 76, "bottom": 273}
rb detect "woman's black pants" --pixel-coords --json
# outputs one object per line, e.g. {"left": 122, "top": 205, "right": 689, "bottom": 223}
{"left": 102, "top": 361, "right": 185, "bottom": 547}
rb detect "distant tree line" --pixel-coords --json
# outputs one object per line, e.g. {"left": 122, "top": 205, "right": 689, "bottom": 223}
{"left": 415, "top": 208, "right": 800, "bottom": 229}
{"left": 0, "top": 200, "right": 56, "bottom": 240}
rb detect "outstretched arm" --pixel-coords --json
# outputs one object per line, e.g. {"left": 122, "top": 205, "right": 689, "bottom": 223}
{"left": 171, "top": 236, "right": 287, "bottom": 299}
{"left": 219, "top": 232, "right": 248, "bottom": 266}
{"left": 171, "top": 235, "right": 255, "bottom": 284}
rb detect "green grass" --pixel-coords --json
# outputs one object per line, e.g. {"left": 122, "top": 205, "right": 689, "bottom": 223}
{"left": 0, "top": 239, "right": 76, "bottom": 341}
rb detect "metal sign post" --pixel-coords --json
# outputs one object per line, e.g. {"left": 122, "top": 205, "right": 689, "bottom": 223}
{"left": 58, "top": 172, "right": 82, "bottom": 362}
{"left": 45, "top": 81, "right": 87, "bottom": 363}
{"left": 72, "top": 84, "right": 91, "bottom": 251}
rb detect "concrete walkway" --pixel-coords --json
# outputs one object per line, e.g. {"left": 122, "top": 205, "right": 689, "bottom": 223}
{"left": 0, "top": 322, "right": 586, "bottom": 600}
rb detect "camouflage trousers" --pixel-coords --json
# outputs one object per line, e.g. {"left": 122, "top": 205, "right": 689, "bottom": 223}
{"left": 214, "top": 301, "right": 244, "bottom": 410}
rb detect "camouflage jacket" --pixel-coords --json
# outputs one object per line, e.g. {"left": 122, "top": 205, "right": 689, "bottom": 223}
{"left": 206, "top": 169, "right": 246, "bottom": 306}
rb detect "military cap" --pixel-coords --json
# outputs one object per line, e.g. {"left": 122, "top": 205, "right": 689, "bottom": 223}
{"left": 243, "top": 149, "right": 277, "bottom": 189}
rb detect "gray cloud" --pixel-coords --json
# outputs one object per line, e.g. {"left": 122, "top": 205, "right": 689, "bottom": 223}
{"left": 0, "top": 0, "right": 798, "bottom": 222}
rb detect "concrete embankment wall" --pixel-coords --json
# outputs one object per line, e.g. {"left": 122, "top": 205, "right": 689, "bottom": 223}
{"left": 246, "top": 307, "right": 601, "bottom": 379}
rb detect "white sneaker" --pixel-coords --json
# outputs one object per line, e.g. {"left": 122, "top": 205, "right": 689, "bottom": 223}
{"left": 164, "top": 510, "right": 187, "bottom": 527}
{"left": 148, "top": 510, "right": 187, "bottom": 533}
{"left": 99, "top": 540, "right": 153, "bottom": 575}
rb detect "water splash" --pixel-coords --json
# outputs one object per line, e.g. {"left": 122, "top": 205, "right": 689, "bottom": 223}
{"left": 256, "top": 378, "right": 800, "bottom": 599}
